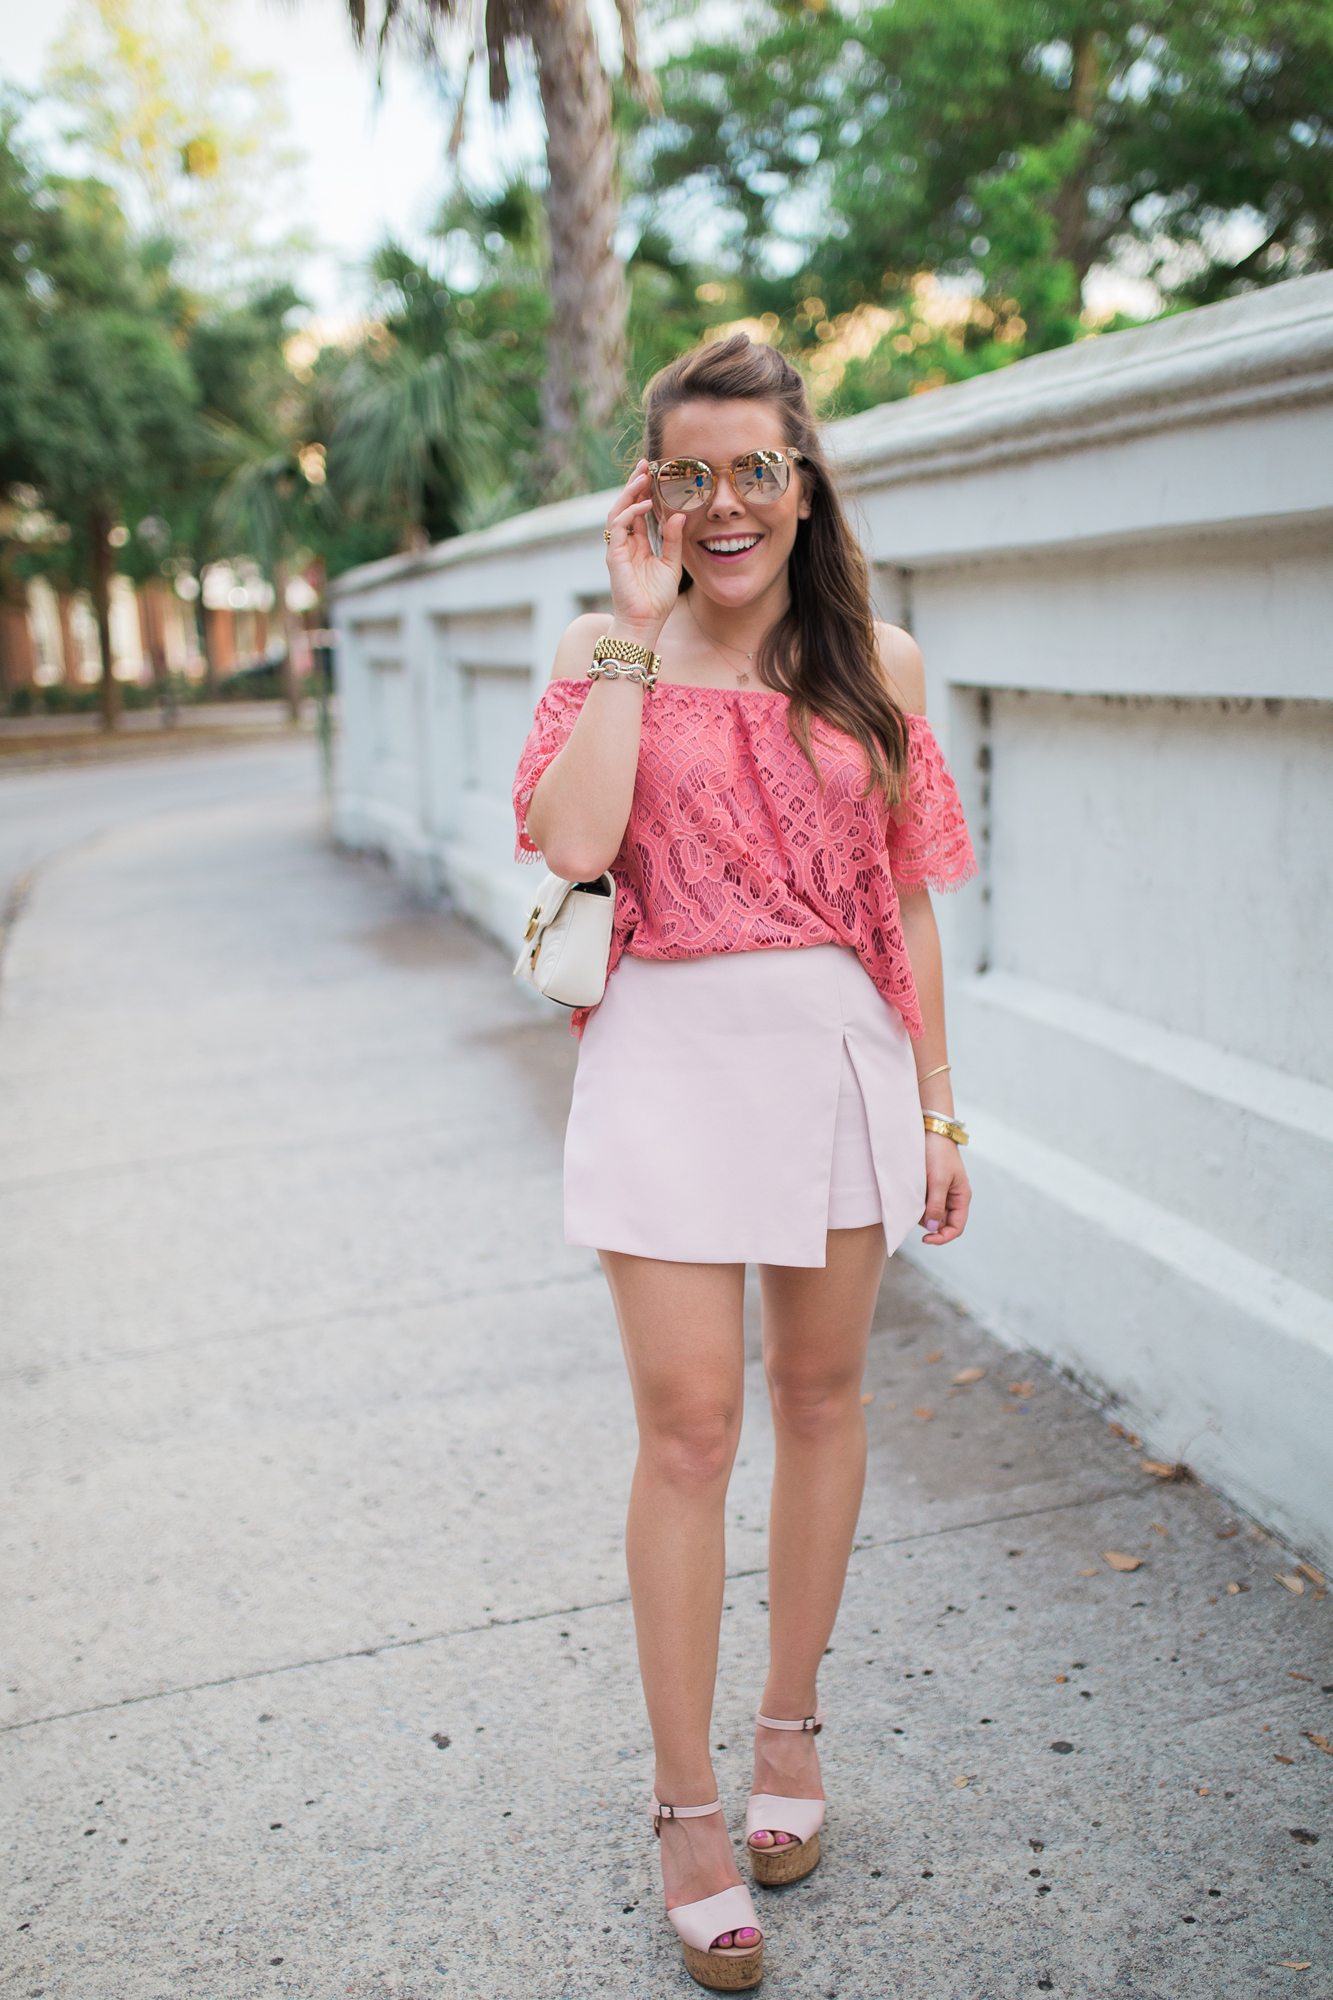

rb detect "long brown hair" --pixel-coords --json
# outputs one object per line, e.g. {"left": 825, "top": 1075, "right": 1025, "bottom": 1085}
{"left": 642, "top": 334, "right": 909, "bottom": 802}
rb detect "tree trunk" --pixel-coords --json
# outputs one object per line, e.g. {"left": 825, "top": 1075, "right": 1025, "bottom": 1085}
{"left": 56, "top": 590, "right": 79, "bottom": 685}
{"left": 273, "top": 561, "right": 303, "bottom": 721}
{"left": 527, "top": 0, "right": 628, "bottom": 494}
{"left": 89, "top": 510, "right": 120, "bottom": 731}
{"left": 1054, "top": 31, "right": 1100, "bottom": 284}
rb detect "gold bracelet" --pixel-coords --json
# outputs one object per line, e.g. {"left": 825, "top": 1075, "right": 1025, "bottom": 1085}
{"left": 921, "top": 1061, "right": 951, "bottom": 1082}
{"left": 922, "top": 1113, "right": 968, "bottom": 1146}
{"left": 590, "top": 634, "right": 661, "bottom": 690}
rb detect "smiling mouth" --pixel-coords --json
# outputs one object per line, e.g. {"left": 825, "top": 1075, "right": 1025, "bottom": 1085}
{"left": 699, "top": 535, "right": 761, "bottom": 556}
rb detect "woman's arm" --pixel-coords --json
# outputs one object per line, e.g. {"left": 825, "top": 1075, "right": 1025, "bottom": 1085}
{"left": 525, "top": 463, "right": 685, "bottom": 881}
{"left": 898, "top": 888, "right": 971, "bottom": 1245}
{"left": 874, "top": 620, "right": 971, "bottom": 1246}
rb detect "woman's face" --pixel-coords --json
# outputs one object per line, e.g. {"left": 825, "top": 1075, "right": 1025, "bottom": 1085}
{"left": 655, "top": 397, "right": 811, "bottom": 613}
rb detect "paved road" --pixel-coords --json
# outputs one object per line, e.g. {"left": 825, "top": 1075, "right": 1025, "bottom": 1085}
{"left": 0, "top": 739, "right": 317, "bottom": 912}
{"left": 1, "top": 749, "right": 1327, "bottom": 1998}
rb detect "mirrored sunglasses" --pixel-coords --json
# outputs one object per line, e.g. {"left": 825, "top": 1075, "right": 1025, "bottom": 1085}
{"left": 649, "top": 448, "right": 804, "bottom": 514}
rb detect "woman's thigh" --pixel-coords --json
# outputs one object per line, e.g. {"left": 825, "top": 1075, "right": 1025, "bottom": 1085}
{"left": 759, "top": 1225, "right": 886, "bottom": 1402}
{"left": 601, "top": 1252, "right": 748, "bottom": 1447}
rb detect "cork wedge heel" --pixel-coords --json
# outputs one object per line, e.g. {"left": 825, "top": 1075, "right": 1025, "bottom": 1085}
{"left": 653, "top": 1796, "right": 765, "bottom": 1991}
{"left": 746, "top": 1709, "right": 827, "bottom": 1889}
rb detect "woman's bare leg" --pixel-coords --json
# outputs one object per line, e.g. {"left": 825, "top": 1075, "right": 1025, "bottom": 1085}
{"left": 599, "top": 1251, "right": 757, "bottom": 1937}
{"left": 751, "top": 1224, "right": 886, "bottom": 1833}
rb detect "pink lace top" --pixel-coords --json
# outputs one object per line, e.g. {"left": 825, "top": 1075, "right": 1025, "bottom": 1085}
{"left": 513, "top": 679, "right": 976, "bottom": 1037}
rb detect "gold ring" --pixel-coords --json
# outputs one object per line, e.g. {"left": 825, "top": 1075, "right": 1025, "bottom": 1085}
{"left": 604, "top": 528, "right": 612, "bottom": 543}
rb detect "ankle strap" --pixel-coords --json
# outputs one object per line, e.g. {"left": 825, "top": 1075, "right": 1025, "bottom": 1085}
{"left": 756, "top": 1707, "right": 824, "bottom": 1734}
{"left": 652, "top": 1795, "right": 723, "bottom": 1837}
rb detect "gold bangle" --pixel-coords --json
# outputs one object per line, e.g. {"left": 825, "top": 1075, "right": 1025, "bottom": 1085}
{"left": 922, "top": 1113, "right": 968, "bottom": 1146}
{"left": 921, "top": 1061, "right": 951, "bottom": 1082}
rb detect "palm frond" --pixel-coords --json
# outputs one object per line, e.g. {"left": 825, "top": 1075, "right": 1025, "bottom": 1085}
{"left": 330, "top": 329, "right": 499, "bottom": 520}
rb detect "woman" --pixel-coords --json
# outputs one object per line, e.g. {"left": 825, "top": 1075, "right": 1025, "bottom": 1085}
{"left": 514, "top": 335, "right": 975, "bottom": 1991}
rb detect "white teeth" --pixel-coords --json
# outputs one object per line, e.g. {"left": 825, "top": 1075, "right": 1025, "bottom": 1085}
{"left": 702, "top": 536, "right": 760, "bottom": 553}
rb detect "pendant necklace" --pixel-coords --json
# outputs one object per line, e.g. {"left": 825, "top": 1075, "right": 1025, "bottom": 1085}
{"left": 688, "top": 596, "right": 757, "bottom": 685}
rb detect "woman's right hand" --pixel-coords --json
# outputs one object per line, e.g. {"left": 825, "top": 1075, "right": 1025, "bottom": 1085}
{"left": 605, "top": 462, "right": 685, "bottom": 638}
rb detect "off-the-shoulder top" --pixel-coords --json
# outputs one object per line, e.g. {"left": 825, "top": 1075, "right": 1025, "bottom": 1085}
{"left": 513, "top": 678, "right": 976, "bottom": 1037}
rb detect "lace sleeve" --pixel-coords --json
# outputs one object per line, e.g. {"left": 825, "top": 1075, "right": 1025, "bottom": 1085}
{"left": 512, "top": 678, "right": 591, "bottom": 861}
{"left": 886, "top": 716, "right": 978, "bottom": 892}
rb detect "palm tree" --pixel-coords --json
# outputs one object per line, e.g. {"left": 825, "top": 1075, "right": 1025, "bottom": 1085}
{"left": 347, "top": 0, "right": 657, "bottom": 495}
{"left": 330, "top": 241, "right": 503, "bottom": 545}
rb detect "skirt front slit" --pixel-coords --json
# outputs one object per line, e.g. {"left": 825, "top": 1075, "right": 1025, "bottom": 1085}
{"left": 563, "top": 944, "right": 925, "bottom": 1268}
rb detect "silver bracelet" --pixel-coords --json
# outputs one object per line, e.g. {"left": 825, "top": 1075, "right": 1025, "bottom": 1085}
{"left": 587, "top": 660, "right": 657, "bottom": 690}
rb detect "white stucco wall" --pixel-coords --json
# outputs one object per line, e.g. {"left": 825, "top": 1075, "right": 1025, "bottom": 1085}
{"left": 331, "top": 273, "right": 1333, "bottom": 1564}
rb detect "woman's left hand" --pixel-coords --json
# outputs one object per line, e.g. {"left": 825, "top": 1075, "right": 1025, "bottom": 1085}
{"left": 920, "top": 1133, "right": 971, "bottom": 1245}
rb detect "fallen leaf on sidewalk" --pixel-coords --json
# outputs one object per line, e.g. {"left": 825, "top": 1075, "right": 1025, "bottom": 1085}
{"left": 861, "top": 1391, "right": 875, "bottom": 1405}
{"left": 1296, "top": 1561, "right": 1325, "bottom": 1586}
{"left": 1216, "top": 1524, "right": 1240, "bottom": 1539}
{"left": 951, "top": 1776, "right": 969, "bottom": 1787}
{"left": 925, "top": 1350, "right": 944, "bottom": 1364}
{"left": 1290, "top": 1673, "right": 1313, "bottom": 1682}
{"left": 952, "top": 1366, "right": 986, "bottom": 1384}
{"left": 914, "top": 1407, "right": 935, "bottom": 1421}
{"left": 1103, "top": 1552, "right": 1142, "bottom": 1572}
{"left": 1277, "top": 1574, "right": 1305, "bottom": 1594}
{"left": 1141, "top": 1459, "right": 1190, "bottom": 1480}
{"left": 1275, "top": 1754, "right": 1295, "bottom": 1765}
{"left": 1009, "top": 1381, "right": 1034, "bottom": 1397}
{"left": 1278, "top": 1963, "right": 1313, "bottom": 1971}
{"left": 1304, "top": 1733, "right": 1333, "bottom": 1756}
{"left": 1151, "top": 1523, "right": 1168, "bottom": 1535}
{"left": 1079, "top": 1568, "right": 1097, "bottom": 1577}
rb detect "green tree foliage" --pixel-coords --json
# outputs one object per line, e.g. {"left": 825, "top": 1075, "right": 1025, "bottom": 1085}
{"left": 330, "top": 241, "right": 506, "bottom": 546}
{"left": 0, "top": 113, "right": 197, "bottom": 722}
{"left": 641, "top": 0, "right": 1333, "bottom": 404}
{"left": 47, "top": 0, "right": 308, "bottom": 302}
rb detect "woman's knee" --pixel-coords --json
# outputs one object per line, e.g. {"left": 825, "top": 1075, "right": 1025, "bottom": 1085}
{"left": 639, "top": 1403, "right": 740, "bottom": 1493}
{"left": 766, "top": 1364, "right": 861, "bottom": 1442}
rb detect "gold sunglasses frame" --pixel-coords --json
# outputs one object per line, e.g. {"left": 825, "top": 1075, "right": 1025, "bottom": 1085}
{"left": 647, "top": 447, "right": 805, "bottom": 513}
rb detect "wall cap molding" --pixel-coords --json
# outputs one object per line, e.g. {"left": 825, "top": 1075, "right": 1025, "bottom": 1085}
{"left": 833, "top": 272, "right": 1333, "bottom": 487}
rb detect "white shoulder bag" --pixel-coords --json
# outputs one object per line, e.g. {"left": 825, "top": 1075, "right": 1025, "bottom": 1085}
{"left": 513, "top": 870, "right": 616, "bottom": 1009}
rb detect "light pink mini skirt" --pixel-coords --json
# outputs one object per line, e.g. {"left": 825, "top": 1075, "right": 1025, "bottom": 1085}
{"left": 564, "top": 944, "right": 925, "bottom": 1267}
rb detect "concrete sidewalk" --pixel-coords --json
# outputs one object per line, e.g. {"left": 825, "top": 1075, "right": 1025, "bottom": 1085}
{"left": 1, "top": 751, "right": 1328, "bottom": 2000}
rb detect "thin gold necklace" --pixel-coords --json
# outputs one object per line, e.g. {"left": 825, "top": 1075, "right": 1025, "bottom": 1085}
{"left": 687, "top": 596, "right": 756, "bottom": 684}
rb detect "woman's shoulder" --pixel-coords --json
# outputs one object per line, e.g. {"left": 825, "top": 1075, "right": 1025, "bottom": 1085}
{"left": 549, "top": 610, "right": 615, "bottom": 683}
{"left": 873, "top": 620, "right": 927, "bottom": 717}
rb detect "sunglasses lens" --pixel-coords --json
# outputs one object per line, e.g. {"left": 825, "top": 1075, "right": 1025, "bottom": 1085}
{"left": 733, "top": 452, "right": 791, "bottom": 502}
{"left": 655, "top": 462, "right": 712, "bottom": 512}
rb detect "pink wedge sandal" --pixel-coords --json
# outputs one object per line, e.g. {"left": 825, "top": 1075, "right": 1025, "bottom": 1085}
{"left": 652, "top": 1796, "right": 765, "bottom": 1991}
{"left": 746, "top": 1708, "right": 827, "bottom": 1887}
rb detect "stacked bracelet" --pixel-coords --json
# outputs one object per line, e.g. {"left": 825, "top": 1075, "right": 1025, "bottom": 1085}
{"left": 922, "top": 1112, "right": 969, "bottom": 1145}
{"left": 589, "top": 634, "right": 661, "bottom": 691}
